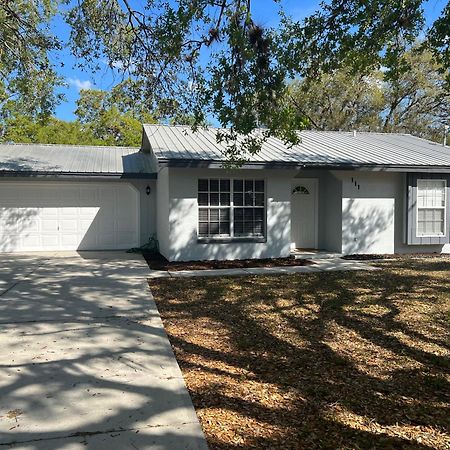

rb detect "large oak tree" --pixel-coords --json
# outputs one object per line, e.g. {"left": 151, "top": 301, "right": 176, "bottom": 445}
{"left": 288, "top": 49, "right": 450, "bottom": 142}
{"left": 1, "top": 0, "right": 449, "bottom": 154}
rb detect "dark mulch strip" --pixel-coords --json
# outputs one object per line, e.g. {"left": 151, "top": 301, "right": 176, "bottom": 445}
{"left": 142, "top": 251, "right": 314, "bottom": 271}
{"left": 343, "top": 253, "right": 445, "bottom": 261}
{"left": 150, "top": 257, "right": 450, "bottom": 449}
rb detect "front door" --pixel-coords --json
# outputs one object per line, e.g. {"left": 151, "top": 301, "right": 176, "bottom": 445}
{"left": 291, "top": 178, "right": 318, "bottom": 249}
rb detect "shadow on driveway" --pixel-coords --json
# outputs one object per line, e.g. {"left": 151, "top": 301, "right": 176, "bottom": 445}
{"left": 0, "top": 252, "right": 207, "bottom": 450}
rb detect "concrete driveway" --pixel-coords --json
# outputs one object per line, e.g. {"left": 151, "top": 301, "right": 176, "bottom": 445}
{"left": 0, "top": 252, "right": 207, "bottom": 450}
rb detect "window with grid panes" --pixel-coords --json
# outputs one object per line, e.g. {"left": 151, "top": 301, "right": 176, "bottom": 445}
{"left": 232, "top": 179, "right": 265, "bottom": 237}
{"left": 198, "top": 179, "right": 231, "bottom": 237}
{"left": 198, "top": 179, "right": 265, "bottom": 239}
{"left": 417, "top": 180, "right": 446, "bottom": 237}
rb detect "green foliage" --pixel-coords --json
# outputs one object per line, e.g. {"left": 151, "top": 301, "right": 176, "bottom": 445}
{"left": 1, "top": 82, "right": 158, "bottom": 146}
{"left": 0, "top": 0, "right": 63, "bottom": 119}
{"left": 288, "top": 70, "right": 384, "bottom": 131}
{"left": 1, "top": 115, "right": 96, "bottom": 145}
{"left": 0, "top": 112, "right": 146, "bottom": 147}
{"left": 381, "top": 50, "right": 450, "bottom": 140}
{"left": 288, "top": 49, "right": 450, "bottom": 142}
{"left": 426, "top": 2, "right": 450, "bottom": 85}
{"left": 80, "top": 106, "right": 146, "bottom": 147}
{"left": 282, "top": 0, "right": 426, "bottom": 78}
{"left": 75, "top": 84, "right": 157, "bottom": 146}
{"left": 1, "top": 1, "right": 449, "bottom": 159}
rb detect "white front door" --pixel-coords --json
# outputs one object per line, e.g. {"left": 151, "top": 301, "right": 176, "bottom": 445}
{"left": 291, "top": 178, "right": 318, "bottom": 249}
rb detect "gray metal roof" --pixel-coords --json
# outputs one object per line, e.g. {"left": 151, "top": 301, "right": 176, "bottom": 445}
{"left": 143, "top": 124, "right": 450, "bottom": 170}
{"left": 0, "top": 143, "right": 156, "bottom": 177}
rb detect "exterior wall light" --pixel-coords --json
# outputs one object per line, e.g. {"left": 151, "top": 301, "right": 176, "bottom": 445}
{"left": 146, "top": 185, "right": 151, "bottom": 195}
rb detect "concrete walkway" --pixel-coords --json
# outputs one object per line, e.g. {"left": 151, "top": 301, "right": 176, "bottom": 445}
{"left": 147, "top": 257, "right": 378, "bottom": 279}
{"left": 0, "top": 252, "right": 207, "bottom": 450}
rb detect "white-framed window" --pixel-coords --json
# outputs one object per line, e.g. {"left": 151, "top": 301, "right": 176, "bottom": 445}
{"left": 198, "top": 178, "right": 265, "bottom": 239}
{"left": 417, "top": 179, "right": 447, "bottom": 237}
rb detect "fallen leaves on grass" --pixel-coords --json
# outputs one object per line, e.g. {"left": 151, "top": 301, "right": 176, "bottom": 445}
{"left": 150, "top": 258, "right": 450, "bottom": 449}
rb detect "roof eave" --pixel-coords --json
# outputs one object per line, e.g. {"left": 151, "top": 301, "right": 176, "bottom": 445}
{"left": 0, "top": 171, "right": 158, "bottom": 179}
{"left": 156, "top": 158, "right": 450, "bottom": 173}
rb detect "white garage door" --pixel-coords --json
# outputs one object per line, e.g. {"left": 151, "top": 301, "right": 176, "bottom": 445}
{"left": 0, "top": 182, "right": 139, "bottom": 252}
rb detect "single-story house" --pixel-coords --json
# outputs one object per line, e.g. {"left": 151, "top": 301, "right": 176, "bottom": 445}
{"left": 1, "top": 124, "right": 450, "bottom": 260}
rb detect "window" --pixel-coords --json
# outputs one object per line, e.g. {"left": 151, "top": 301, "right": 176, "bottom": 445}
{"left": 417, "top": 180, "right": 446, "bottom": 237}
{"left": 233, "top": 179, "right": 265, "bottom": 237}
{"left": 292, "top": 185, "right": 310, "bottom": 195}
{"left": 198, "top": 179, "right": 230, "bottom": 237}
{"left": 198, "top": 178, "right": 265, "bottom": 239}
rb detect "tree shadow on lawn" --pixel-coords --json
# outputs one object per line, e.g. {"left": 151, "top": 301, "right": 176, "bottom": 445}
{"left": 151, "top": 259, "right": 450, "bottom": 449}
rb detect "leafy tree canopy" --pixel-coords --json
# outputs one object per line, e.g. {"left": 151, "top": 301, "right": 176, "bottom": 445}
{"left": 1, "top": 82, "right": 158, "bottom": 146}
{"left": 0, "top": 1, "right": 63, "bottom": 118}
{"left": 288, "top": 49, "right": 450, "bottom": 143}
{"left": 0, "top": 1, "right": 449, "bottom": 156}
{"left": 2, "top": 115, "right": 98, "bottom": 145}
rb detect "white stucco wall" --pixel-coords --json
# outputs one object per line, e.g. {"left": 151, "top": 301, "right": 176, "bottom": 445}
{"left": 129, "top": 179, "right": 156, "bottom": 246}
{"left": 161, "top": 167, "right": 296, "bottom": 261}
{"left": 154, "top": 167, "right": 449, "bottom": 260}
{"left": 339, "top": 172, "right": 396, "bottom": 254}
{"left": 156, "top": 167, "right": 170, "bottom": 257}
{"left": 335, "top": 171, "right": 449, "bottom": 254}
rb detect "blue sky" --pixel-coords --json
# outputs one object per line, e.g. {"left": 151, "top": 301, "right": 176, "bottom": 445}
{"left": 53, "top": 0, "right": 447, "bottom": 121}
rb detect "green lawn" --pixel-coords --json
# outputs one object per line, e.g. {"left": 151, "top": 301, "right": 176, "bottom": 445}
{"left": 150, "top": 258, "right": 450, "bottom": 449}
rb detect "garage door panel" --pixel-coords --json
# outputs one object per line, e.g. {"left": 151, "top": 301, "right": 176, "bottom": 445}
{"left": 60, "top": 219, "right": 78, "bottom": 232}
{"left": 61, "top": 234, "right": 79, "bottom": 246}
{"left": 117, "top": 206, "right": 135, "bottom": 219}
{"left": 0, "top": 182, "right": 139, "bottom": 252}
{"left": 117, "top": 235, "right": 137, "bottom": 248}
{"left": 41, "top": 207, "right": 58, "bottom": 216}
{"left": 41, "top": 219, "right": 59, "bottom": 232}
{"left": 60, "top": 207, "right": 79, "bottom": 216}
{"left": 22, "top": 235, "right": 41, "bottom": 248}
{"left": 78, "top": 231, "right": 97, "bottom": 249}
{"left": 79, "top": 217, "right": 96, "bottom": 232}
{"left": 24, "top": 217, "right": 40, "bottom": 233}
{"left": 41, "top": 235, "right": 60, "bottom": 248}
{"left": 117, "top": 219, "right": 136, "bottom": 233}
{"left": 0, "top": 208, "right": 17, "bottom": 229}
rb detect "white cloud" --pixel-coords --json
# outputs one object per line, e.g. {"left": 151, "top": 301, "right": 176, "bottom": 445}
{"left": 68, "top": 78, "right": 93, "bottom": 91}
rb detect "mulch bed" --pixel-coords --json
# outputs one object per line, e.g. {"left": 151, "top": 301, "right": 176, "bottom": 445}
{"left": 150, "top": 257, "right": 450, "bottom": 449}
{"left": 343, "top": 253, "right": 446, "bottom": 260}
{"left": 142, "top": 251, "right": 314, "bottom": 271}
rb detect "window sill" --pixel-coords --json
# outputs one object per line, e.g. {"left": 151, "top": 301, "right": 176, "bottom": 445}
{"left": 197, "top": 237, "right": 266, "bottom": 244}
